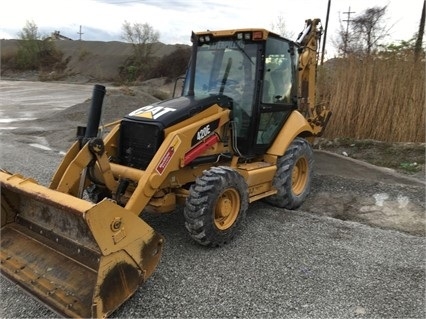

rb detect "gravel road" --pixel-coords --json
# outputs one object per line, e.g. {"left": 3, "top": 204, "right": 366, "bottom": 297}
{"left": 0, "top": 81, "right": 425, "bottom": 318}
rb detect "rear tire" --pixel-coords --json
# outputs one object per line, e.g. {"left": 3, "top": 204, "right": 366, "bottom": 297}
{"left": 265, "top": 137, "right": 313, "bottom": 209}
{"left": 184, "top": 166, "right": 248, "bottom": 247}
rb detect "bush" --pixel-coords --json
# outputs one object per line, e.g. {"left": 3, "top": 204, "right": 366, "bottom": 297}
{"left": 119, "top": 55, "right": 158, "bottom": 83}
{"left": 8, "top": 39, "right": 63, "bottom": 72}
{"left": 151, "top": 45, "right": 191, "bottom": 82}
{"left": 118, "top": 45, "right": 190, "bottom": 84}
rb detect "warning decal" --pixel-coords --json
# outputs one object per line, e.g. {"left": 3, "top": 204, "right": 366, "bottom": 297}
{"left": 155, "top": 136, "right": 181, "bottom": 175}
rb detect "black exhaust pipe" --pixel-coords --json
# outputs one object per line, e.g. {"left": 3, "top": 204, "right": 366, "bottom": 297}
{"left": 85, "top": 84, "right": 106, "bottom": 139}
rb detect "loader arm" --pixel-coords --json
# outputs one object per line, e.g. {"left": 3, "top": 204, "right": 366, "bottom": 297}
{"left": 48, "top": 103, "right": 231, "bottom": 217}
{"left": 121, "top": 106, "right": 231, "bottom": 214}
{"left": 50, "top": 138, "right": 118, "bottom": 196}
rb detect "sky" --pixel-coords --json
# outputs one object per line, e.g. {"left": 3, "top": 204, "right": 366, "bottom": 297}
{"left": 0, "top": 0, "right": 423, "bottom": 58}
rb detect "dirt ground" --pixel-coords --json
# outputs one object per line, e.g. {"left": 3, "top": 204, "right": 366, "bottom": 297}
{"left": 315, "top": 138, "right": 425, "bottom": 181}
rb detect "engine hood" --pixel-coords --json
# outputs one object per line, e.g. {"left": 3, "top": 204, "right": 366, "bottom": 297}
{"left": 123, "top": 95, "right": 232, "bottom": 128}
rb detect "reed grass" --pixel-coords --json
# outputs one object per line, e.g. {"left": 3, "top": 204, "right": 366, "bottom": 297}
{"left": 317, "top": 55, "right": 425, "bottom": 143}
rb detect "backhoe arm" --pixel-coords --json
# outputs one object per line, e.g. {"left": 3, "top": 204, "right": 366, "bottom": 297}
{"left": 297, "top": 18, "right": 331, "bottom": 136}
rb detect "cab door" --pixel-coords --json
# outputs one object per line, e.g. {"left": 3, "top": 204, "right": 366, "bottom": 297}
{"left": 253, "top": 37, "right": 298, "bottom": 155}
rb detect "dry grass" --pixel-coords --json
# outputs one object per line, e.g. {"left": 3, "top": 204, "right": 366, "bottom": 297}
{"left": 318, "top": 55, "right": 425, "bottom": 143}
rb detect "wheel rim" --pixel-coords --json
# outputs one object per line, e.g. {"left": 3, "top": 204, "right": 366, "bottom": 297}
{"left": 214, "top": 188, "right": 240, "bottom": 230}
{"left": 292, "top": 156, "right": 309, "bottom": 195}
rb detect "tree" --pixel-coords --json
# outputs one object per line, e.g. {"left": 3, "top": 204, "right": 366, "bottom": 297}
{"left": 351, "top": 6, "right": 389, "bottom": 55}
{"left": 122, "top": 21, "right": 160, "bottom": 64}
{"left": 15, "top": 20, "right": 41, "bottom": 69}
{"left": 334, "top": 6, "right": 390, "bottom": 56}
{"left": 334, "top": 16, "right": 352, "bottom": 57}
{"left": 271, "top": 15, "right": 294, "bottom": 39}
{"left": 18, "top": 20, "right": 39, "bottom": 40}
{"left": 121, "top": 21, "right": 160, "bottom": 81}
{"left": 15, "top": 20, "right": 61, "bottom": 71}
{"left": 379, "top": 39, "right": 416, "bottom": 59}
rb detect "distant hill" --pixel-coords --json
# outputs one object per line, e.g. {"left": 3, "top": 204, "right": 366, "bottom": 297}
{"left": 1, "top": 39, "right": 186, "bottom": 82}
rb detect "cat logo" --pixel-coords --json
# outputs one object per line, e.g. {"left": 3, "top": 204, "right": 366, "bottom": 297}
{"left": 129, "top": 105, "right": 176, "bottom": 119}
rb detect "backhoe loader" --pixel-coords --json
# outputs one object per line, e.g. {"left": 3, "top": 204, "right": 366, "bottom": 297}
{"left": 1, "top": 18, "right": 331, "bottom": 318}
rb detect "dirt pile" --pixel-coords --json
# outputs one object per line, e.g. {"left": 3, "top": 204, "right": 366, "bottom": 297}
{"left": 11, "top": 80, "right": 177, "bottom": 151}
{"left": 1, "top": 39, "right": 180, "bottom": 82}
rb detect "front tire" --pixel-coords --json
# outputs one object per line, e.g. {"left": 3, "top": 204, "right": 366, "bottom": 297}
{"left": 265, "top": 137, "right": 313, "bottom": 209}
{"left": 184, "top": 166, "right": 248, "bottom": 247}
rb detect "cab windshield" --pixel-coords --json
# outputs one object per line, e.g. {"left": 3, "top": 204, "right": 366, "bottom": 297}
{"left": 182, "top": 34, "right": 298, "bottom": 157}
{"left": 183, "top": 39, "right": 258, "bottom": 125}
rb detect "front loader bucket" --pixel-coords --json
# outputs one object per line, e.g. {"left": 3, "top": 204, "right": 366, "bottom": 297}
{"left": 0, "top": 171, "right": 163, "bottom": 318}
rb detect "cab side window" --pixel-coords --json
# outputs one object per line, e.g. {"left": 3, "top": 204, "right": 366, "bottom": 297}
{"left": 262, "top": 39, "right": 292, "bottom": 104}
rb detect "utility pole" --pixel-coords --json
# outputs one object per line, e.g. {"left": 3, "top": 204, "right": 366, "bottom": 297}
{"left": 343, "top": 6, "right": 355, "bottom": 57}
{"left": 321, "top": 0, "right": 331, "bottom": 65}
{"left": 77, "top": 25, "right": 84, "bottom": 41}
{"left": 414, "top": 0, "right": 425, "bottom": 61}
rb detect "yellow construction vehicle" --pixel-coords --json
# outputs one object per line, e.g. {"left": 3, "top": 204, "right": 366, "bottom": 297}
{"left": 1, "top": 18, "right": 330, "bottom": 318}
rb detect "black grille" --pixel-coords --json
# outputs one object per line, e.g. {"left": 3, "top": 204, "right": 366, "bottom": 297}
{"left": 119, "top": 119, "right": 164, "bottom": 170}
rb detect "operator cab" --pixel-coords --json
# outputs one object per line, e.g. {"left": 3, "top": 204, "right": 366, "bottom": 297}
{"left": 183, "top": 29, "right": 299, "bottom": 157}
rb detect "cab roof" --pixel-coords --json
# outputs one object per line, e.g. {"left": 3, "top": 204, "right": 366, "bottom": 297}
{"left": 194, "top": 28, "right": 282, "bottom": 41}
